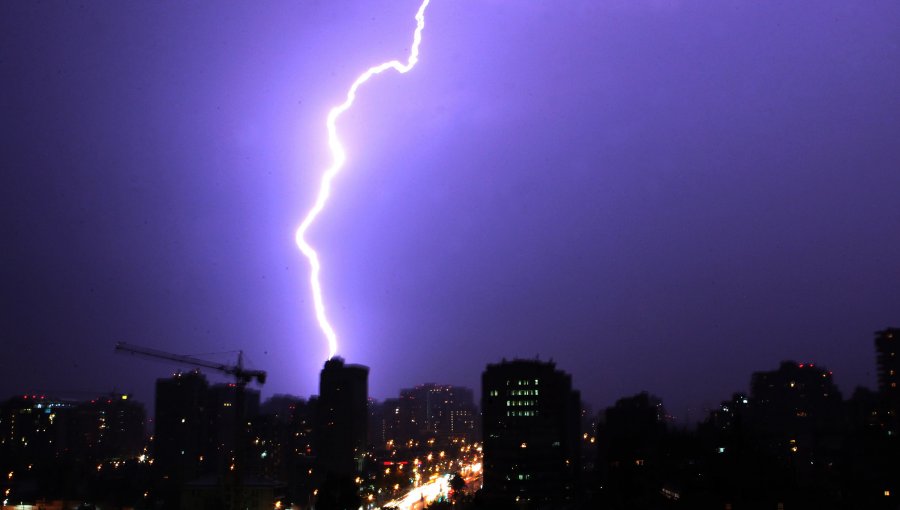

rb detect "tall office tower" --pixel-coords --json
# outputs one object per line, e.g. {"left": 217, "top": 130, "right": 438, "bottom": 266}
{"left": 482, "top": 359, "right": 581, "bottom": 506}
{"left": 315, "top": 357, "right": 369, "bottom": 477}
{"left": 154, "top": 370, "right": 212, "bottom": 481}
{"left": 876, "top": 328, "right": 900, "bottom": 431}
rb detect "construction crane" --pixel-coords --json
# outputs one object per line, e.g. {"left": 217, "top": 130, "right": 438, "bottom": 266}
{"left": 114, "top": 341, "right": 266, "bottom": 510}
{"left": 114, "top": 342, "right": 266, "bottom": 385}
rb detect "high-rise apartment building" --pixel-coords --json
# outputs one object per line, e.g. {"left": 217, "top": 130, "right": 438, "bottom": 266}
{"left": 207, "top": 382, "right": 260, "bottom": 471}
{"left": 876, "top": 328, "right": 899, "bottom": 398}
{"left": 876, "top": 328, "right": 900, "bottom": 431}
{"left": 750, "top": 360, "right": 842, "bottom": 432}
{"left": 481, "top": 359, "right": 581, "bottom": 506}
{"left": 315, "top": 357, "right": 368, "bottom": 477}
{"left": 154, "top": 370, "right": 212, "bottom": 481}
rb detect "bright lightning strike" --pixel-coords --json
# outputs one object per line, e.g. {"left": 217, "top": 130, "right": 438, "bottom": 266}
{"left": 296, "top": 0, "right": 432, "bottom": 360}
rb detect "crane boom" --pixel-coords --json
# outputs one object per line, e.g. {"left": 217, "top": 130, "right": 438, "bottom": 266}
{"left": 114, "top": 342, "right": 266, "bottom": 385}
{"left": 115, "top": 341, "right": 265, "bottom": 510}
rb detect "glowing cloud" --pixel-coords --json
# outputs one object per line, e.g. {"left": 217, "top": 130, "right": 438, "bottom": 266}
{"left": 296, "top": 0, "right": 432, "bottom": 360}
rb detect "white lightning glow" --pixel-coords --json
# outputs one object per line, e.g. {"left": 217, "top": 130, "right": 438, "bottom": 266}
{"left": 296, "top": 0, "right": 432, "bottom": 360}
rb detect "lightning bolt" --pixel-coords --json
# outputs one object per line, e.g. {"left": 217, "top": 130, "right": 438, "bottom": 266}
{"left": 295, "top": 0, "right": 432, "bottom": 360}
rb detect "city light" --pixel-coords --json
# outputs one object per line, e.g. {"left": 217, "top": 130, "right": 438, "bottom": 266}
{"left": 296, "top": 0, "right": 432, "bottom": 359}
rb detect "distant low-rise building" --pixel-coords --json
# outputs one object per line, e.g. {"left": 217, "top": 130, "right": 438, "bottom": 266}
{"left": 394, "top": 383, "right": 477, "bottom": 446}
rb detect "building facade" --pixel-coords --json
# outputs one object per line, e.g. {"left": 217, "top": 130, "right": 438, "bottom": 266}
{"left": 392, "top": 383, "right": 477, "bottom": 446}
{"left": 154, "top": 370, "right": 212, "bottom": 482}
{"left": 481, "top": 359, "right": 581, "bottom": 507}
{"left": 315, "top": 357, "right": 368, "bottom": 477}
{"left": 875, "top": 327, "right": 900, "bottom": 432}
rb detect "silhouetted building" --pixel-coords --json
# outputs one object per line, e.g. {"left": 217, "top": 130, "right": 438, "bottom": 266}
{"left": 598, "top": 391, "right": 667, "bottom": 467}
{"left": 315, "top": 357, "right": 368, "bottom": 477}
{"left": 251, "top": 395, "right": 316, "bottom": 505}
{"left": 367, "top": 398, "right": 385, "bottom": 448}
{"left": 396, "top": 383, "right": 477, "bottom": 446}
{"left": 876, "top": 328, "right": 900, "bottom": 432}
{"left": 1, "top": 394, "right": 149, "bottom": 508}
{"left": 154, "top": 370, "right": 212, "bottom": 482}
{"left": 595, "top": 392, "right": 670, "bottom": 508}
{"left": 379, "top": 397, "right": 403, "bottom": 447}
{"left": 69, "top": 393, "right": 146, "bottom": 462}
{"left": 750, "top": 360, "right": 843, "bottom": 440}
{"left": 0, "top": 395, "right": 75, "bottom": 472}
{"left": 207, "top": 382, "right": 260, "bottom": 472}
{"left": 876, "top": 328, "right": 900, "bottom": 395}
{"left": 482, "top": 359, "right": 581, "bottom": 507}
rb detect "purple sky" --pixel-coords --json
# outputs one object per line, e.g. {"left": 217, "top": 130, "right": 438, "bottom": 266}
{"left": 2, "top": 0, "right": 899, "bottom": 421}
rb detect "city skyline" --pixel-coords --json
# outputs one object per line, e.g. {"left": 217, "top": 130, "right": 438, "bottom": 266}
{"left": 0, "top": 337, "right": 890, "bottom": 429}
{"left": 4, "top": 344, "right": 897, "bottom": 507}
{"left": 3, "top": 0, "right": 900, "bottom": 422}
